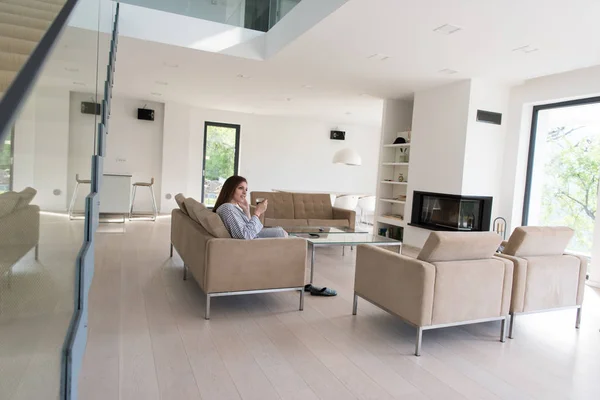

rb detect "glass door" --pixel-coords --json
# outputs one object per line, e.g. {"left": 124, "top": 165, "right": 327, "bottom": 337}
{"left": 523, "top": 97, "right": 600, "bottom": 257}
{"left": 201, "top": 122, "right": 241, "bottom": 207}
{"left": 0, "top": 127, "right": 14, "bottom": 193}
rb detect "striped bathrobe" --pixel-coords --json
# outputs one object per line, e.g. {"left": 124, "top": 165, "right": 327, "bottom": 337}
{"left": 216, "top": 203, "right": 287, "bottom": 240}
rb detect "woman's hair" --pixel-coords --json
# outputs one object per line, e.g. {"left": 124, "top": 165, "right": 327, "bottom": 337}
{"left": 212, "top": 175, "right": 247, "bottom": 212}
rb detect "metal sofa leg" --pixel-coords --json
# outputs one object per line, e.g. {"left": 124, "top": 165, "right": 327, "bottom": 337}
{"left": 205, "top": 295, "right": 211, "bottom": 320}
{"left": 299, "top": 289, "right": 304, "bottom": 311}
{"left": 183, "top": 264, "right": 187, "bottom": 280}
{"left": 500, "top": 317, "right": 507, "bottom": 342}
{"left": 352, "top": 292, "right": 358, "bottom": 315}
{"left": 169, "top": 243, "right": 173, "bottom": 258}
{"left": 35, "top": 244, "right": 39, "bottom": 261}
{"left": 415, "top": 327, "right": 423, "bottom": 356}
{"left": 508, "top": 314, "right": 515, "bottom": 339}
{"left": 576, "top": 307, "right": 582, "bottom": 329}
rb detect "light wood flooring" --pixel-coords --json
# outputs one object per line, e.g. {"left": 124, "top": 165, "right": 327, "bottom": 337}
{"left": 79, "top": 217, "right": 600, "bottom": 400}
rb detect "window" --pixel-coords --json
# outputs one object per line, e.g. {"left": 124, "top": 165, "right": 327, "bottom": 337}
{"left": 0, "top": 127, "right": 14, "bottom": 194}
{"left": 523, "top": 97, "right": 600, "bottom": 256}
{"left": 201, "top": 122, "right": 241, "bottom": 207}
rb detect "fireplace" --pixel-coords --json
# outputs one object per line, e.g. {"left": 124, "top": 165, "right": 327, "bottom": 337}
{"left": 410, "top": 191, "right": 492, "bottom": 232}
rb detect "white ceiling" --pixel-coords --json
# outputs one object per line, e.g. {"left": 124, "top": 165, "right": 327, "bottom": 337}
{"left": 40, "top": 0, "right": 600, "bottom": 126}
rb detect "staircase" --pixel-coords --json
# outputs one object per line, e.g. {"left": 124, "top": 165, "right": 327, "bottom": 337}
{"left": 0, "top": 0, "right": 66, "bottom": 99}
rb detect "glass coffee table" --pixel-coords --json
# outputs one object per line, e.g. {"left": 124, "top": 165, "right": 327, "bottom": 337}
{"left": 281, "top": 226, "right": 369, "bottom": 234}
{"left": 289, "top": 231, "right": 402, "bottom": 286}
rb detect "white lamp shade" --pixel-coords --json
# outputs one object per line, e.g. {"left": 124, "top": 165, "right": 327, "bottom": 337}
{"left": 332, "top": 148, "right": 362, "bottom": 166}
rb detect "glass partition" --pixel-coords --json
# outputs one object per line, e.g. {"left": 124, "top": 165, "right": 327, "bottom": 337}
{"left": 0, "top": 0, "right": 104, "bottom": 398}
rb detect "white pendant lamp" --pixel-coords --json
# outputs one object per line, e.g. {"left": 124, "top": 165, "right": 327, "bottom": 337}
{"left": 332, "top": 148, "right": 362, "bottom": 166}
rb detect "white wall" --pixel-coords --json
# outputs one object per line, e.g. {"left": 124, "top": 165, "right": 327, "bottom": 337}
{"left": 462, "top": 80, "right": 510, "bottom": 222}
{"left": 67, "top": 92, "right": 165, "bottom": 213}
{"left": 403, "top": 80, "right": 472, "bottom": 247}
{"left": 160, "top": 102, "right": 382, "bottom": 212}
{"left": 13, "top": 87, "right": 70, "bottom": 211}
{"left": 500, "top": 64, "right": 600, "bottom": 286}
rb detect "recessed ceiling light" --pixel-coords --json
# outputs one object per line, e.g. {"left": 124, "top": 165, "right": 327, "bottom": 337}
{"left": 433, "top": 24, "right": 462, "bottom": 35}
{"left": 438, "top": 68, "right": 458, "bottom": 75}
{"left": 155, "top": 81, "right": 168, "bottom": 85}
{"left": 367, "top": 53, "right": 390, "bottom": 61}
{"left": 73, "top": 81, "right": 86, "bottom": 86}
{"left": 65, "top": 67, "right": 79, "bottom": 72}
{"left": 237, "top": 74, "right": 251, "bottom": 79}
{"left": 512, "top": 45, "right": 539, "bottom": 54}
{"left": 151, "top": 92, "right": 162, "bottom": 96}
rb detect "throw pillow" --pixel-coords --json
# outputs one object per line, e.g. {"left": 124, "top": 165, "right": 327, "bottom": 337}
{"left": 183, "top": 197, "right": 231, "bottom": 238}
{"left": 174, "top": 193, "right": 189, "bottom": 215}
{"left": 0, "top": 192, "right": 20, "bottom": 219}
{"left": 15, "top": 187, "right": 37, "bottom": 209}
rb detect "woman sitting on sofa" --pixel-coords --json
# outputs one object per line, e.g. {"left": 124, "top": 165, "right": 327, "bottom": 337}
{"left": 213, "top": 175, "right": 288, "bottom": 239}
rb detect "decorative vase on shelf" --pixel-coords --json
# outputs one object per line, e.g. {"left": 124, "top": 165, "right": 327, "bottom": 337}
{"left": 398, "top": 173, "right": 404, "bottom": 182}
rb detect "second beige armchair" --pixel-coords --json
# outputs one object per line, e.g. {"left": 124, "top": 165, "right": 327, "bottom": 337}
{"left": 353, "top": 231, "right": 513, "bottom": 356}
{"left": 498, "top": 226, "right": 587, "bottom": 338}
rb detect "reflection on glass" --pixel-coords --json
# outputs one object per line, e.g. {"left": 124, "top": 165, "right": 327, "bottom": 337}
{"left": 528, "top": 102, "right": 600, "bottom": 256}
{"left": 202, "top": 124, "right": 240, "bottom": 206}
{"left": 0, "top": 0, "right": 103, "bottom": 398}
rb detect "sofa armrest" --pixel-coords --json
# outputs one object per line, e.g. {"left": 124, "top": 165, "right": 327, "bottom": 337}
{"left": 332, "top": 207, "right": 356, "bottom": 230}
{"left": 564, "top": 252, "right": 588, "bottom": 306}
{"left": 355, "top": 244, "right": 435, "bottom": 326}
{"left": 497, "top": 253, "right": 528, "bottom": 313}
{"left": 205, "top": 237, "right": 307, "bottom": 293}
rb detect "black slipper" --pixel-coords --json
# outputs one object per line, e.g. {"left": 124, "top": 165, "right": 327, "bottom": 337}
{"left": 309, "top": 286, "right": 337, "bottom": 296}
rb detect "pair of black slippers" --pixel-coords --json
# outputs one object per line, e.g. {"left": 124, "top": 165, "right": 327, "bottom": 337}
{"left": 304, "top": 284, "right": 337, "bottom": 296}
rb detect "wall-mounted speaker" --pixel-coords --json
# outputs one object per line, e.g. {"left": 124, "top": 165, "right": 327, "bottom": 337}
{"left": 330, "top": 130, "right": 345, "bottom": 140}
{"left": 476, "top": 109, "right": 502, "bottom": 125}
{"left": 81, "top": 101, "right": 101, "bottom": 115}
{"left": 137, "top": 108, "right": 155, "bottom": 121}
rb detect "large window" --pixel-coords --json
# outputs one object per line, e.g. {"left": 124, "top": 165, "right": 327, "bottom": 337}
{"left": 523, "top": 97, "right": 600, "bottom": 256}
{"left": 202, "top": 122, "right": 241, "bottom": 207}
{"left": 0, "top": 127, "right": 14, "bottom": 193}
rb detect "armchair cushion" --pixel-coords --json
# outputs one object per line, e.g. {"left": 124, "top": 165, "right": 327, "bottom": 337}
{"left": 503, "top": 226, "right": 573, "bottom": 257}
{"left": 417, "top": 231, "right": 501, "bottom": 262}
{"left": 174, "top": 193, "right": 189, "bottom": 215}
{"left": 184, "top": 197, "right": 231, "bottom": 239}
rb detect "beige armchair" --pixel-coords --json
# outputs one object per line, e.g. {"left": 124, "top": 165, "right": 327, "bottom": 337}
{"left": 353, "top": 231, "right": 513, "bottom": 356}
{"left": 498, "top": 226, "right": 587, "bottom": 338}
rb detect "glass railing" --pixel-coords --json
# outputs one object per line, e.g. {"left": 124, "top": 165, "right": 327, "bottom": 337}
{"left": 0, "top": 0, "right": 118, "bottom": 398}
{"left": 119, "top": 0, "right": 302, "bottom": 32}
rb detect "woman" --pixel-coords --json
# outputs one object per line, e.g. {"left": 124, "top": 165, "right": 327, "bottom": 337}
{"left": 213, "top": 175, "right": 288, "bottom": 239}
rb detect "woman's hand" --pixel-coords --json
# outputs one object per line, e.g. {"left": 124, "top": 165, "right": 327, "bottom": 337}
{"left": 238, "top": 197, "right": 250, "bottom": 218}
{"left": 254, "top": 199, "right": 268, "bottom": 217}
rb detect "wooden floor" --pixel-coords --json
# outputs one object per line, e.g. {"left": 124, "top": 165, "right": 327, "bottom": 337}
{"left": 79, "top": 217, "right": 600, "bottom": 400}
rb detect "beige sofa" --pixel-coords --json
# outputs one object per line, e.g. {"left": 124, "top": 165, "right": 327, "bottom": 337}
{"left": 498, "top": 226, "right": 587, "bottom": 338}
{"left": 353, "top": 231, "right": 513, "bottom": 356}
{"left": 0, "top": 188, "right": 40, "bottom": 282}
{"left": 170, "top": 194, "right": 308, "bottom": 319}
{"left": 250, "top": 191, "right": 356, "bottom": 230}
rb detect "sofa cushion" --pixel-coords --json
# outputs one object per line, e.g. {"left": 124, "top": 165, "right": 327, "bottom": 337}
{"left": 307, "top": 219, "right": 349, "bottom": 228}
{"left": 13, "top": 187, "right": 37, "bottom": 209}
{"left": 251, "top": 191, "right": 295, "bottom": 219}
{"left": 0, "top": 192, "right": 20, "bottom": 218}
{"left": 503, "top": 226, "right": 573, "bottom": 257}
{"left": 174, "top": 193, "right": 189, "bottom": 215}
{"left": 293, "top": 193, "right": 333, "bottom": 220}
{"left": 264, "top": 218, "right": 308, "bottom": 227}
{"left": 417, "top": 231, "right": 501, "bottom": 263}
{"left": 184, "top": 197, "right": 231, "bottom": 239}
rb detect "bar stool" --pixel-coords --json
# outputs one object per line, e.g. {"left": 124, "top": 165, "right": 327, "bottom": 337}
{"left": 129, "top": 177, "right": 157, "bottom": 221}
{"left": 68, "top": 174, "right": 91, "bottom": 219}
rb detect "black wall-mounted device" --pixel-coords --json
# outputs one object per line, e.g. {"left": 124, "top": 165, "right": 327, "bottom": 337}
{"left": 330, "top": 130, "right": 345, "bottom": 140}
{"left": 137, "top": 108, "right": 155, "bottom": 121}
{"left": 476, "top": 109, "right": 502, "bottom": 125}
{"left": 81, "top": 102, "right": 101, "bottom": 115}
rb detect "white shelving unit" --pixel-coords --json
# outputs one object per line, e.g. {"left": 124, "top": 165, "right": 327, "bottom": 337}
{"left": 374, "top": 99, "right": 414, "bottom": 241}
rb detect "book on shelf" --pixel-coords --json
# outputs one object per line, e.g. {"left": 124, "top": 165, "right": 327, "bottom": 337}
{"left": 382, "top": 214, "right": 404, "bottom": 221}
